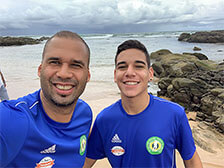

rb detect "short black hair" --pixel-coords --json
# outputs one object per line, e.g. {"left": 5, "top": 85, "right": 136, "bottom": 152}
{"left": 115, "top": 40, "right": 150, "bottom": 68}
{"left": 42, "top": 31, "right": 90, "bottom": 67}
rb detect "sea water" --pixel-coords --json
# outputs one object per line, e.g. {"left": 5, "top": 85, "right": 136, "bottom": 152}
{"left": 1, "top": 31, "right": 224, "bottom": 95}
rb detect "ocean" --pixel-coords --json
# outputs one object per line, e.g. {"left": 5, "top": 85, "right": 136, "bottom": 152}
{"left": 1, "top": 31, "right": 224, "bottom": 96}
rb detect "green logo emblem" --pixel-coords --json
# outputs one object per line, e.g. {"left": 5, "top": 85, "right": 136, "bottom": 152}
{"left": 79, "top": 135, "right": 87, "bottom": 156}
{"left": 146, "top": 136, "right": 164, "bottom": 155}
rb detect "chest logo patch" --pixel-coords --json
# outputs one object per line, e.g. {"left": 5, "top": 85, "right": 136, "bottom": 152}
{"left": 111, "top": 146, "right": 125, "bottom": 156}
{"left": 111, "top": 134, "right": 122, "bottom": 143}
{"left": 35, "top": 157, "right": 55, "bottom": 168}
{"left": 146, "top": 136, "right": 164, "bottom": 155}
{"left": 79, "top": 135, "right": 87, "bottom": 156}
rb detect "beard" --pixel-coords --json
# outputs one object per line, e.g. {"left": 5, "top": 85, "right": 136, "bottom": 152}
{"left": 49, "top": 94, "right": 77, "bottom": 107}
{"left": 39, "top": 76, "right": 78, "bottom": 107}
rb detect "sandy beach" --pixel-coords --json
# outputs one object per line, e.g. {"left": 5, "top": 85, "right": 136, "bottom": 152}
{"left": 5, "top": 79, "right": 224, "bottom": 168}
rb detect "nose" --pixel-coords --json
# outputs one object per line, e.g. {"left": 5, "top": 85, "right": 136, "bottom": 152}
{"left": 125, "top": 66, "right": 136, "bottom": 77}
{"left": 56, "top": 64, "right": 73, "bottom": 79}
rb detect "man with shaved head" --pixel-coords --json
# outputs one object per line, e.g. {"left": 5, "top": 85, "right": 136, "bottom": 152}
{"left": 0, "top": 31, "right": 92, "bottom": 167}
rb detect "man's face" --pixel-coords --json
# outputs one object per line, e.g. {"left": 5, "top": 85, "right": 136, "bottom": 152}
{"left": 38, "top": 37, "right": 90, "bottom": 107}
{"left": 114, "top": 48, "right": 153, "bottom": 99}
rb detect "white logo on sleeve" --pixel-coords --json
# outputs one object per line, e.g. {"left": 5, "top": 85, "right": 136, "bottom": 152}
{"left": 40, "top": 145, "right": 56, "bottom": 154}
{"left": 111, "top": 134, "right": 122, "bottom": 143}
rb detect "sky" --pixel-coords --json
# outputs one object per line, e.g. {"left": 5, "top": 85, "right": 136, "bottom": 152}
{"left": 0, "top": 0, "right": 224, "bottom": 36}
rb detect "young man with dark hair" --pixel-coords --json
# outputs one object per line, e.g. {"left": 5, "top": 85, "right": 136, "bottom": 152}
{"left": 0, "top": 31, "right": 92, "bottom": 167}
{"left": 84, "top": 40, "right": 202, "bottom": 168}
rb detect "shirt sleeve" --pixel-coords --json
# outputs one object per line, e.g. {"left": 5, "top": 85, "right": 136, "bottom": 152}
{"left": 0, "top": 102, "right": 29, "bottom": 167}
{"left": 86, "top": 118, "right": 106, "bottom": 159}
{"left": 176, "top": 112, "right": 196, "bottom": 160}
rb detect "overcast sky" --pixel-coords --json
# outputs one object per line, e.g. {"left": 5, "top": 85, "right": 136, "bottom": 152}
{"left": 0, "top": 0, "right": 224, "bottom": 35}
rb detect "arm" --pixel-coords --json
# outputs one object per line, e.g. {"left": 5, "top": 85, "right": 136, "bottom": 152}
{"left": 0, "top": 71, "right": 6, "bottom": 87}
{"left": 83, "top": 157, "right": 97, "bottom": 168}
{"left": 0, "top": 102, "right": 29, "bottom": 166}
{"left": 183, "top": 151, "right": 203, "bottom": 168}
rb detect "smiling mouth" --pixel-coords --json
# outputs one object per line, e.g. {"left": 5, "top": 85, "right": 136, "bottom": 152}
{"left": 124, "top": 81, "right": 139, "bottom": 85}
{"left": 55, "top": 84, "right": 73, "bottom": 90}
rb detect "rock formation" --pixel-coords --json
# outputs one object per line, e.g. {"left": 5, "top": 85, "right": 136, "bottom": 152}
{"left": 0, "top": 36, "right": 50, "bottom": 46}
{"left": 178, "top": 30, "right": 224, "bottom": 43}
{"left": 151, "top": 49, "right": 224, "bottom": 133}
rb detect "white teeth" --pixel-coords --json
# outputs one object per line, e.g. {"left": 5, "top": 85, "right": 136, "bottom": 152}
{"left": 125, "top": 82, "right": 138, "bottom": 85}
{"left": 56, "top": 84, "right": 72, "bottom": 90}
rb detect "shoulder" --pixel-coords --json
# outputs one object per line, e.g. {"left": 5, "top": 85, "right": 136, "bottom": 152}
{"left": 76, "top": 99, "right": 92, "bottom": 113}
{"left": 151, "top": 95, "right": 185, "bottom": 116}
{"left": 0, "top": 97, "right": 31, "bottom": 129}
{"left": 0, "top": 91, "right": 40, "bottom": 127}
{"left": 74, "top": 99, "right": 92, "bottom": 119}
{"left": 96, "top": 100, "right": 121, "bottom": 122}
{"left": 0, "top": 99, "right": 30, "bottom": 127}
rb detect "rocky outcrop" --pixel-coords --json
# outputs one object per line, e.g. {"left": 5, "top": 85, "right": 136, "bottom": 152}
{"left": 193, "top": 46, "right": 201, "bottom": 51}
{"left": 178, "top": 30, "right": 224, "bottom": 43}
{"left": 0, "top": 36, "right": 50, "bottom": 46}
{"left": 151, "top": 49, "right": 224, "bottom": 133}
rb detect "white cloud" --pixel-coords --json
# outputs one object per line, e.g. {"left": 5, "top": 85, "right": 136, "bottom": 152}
{"left": 0, "top": 0, "right": 223, "bottom": 35}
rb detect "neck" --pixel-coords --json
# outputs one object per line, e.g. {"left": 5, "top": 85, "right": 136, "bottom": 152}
{"left": 40, "top": 91, "right": 76, "bottom": 123}
{"left": 121, "top": 92, "right": 150, "bottom": 115}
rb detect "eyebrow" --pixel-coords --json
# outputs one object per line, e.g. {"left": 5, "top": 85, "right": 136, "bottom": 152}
{"left": 46, "top": 57, "right": 85, "bottom": 66}
{"left": 135, "top": 60, "right": 146, "bottom": 65}
{"left": 116, "top": 61, "right": 126, "bottom": 67}
{"left": 47, "top": 57, "right": 60, "bottom": 61}
{"left": 116, "top": 60, "right": 146, "bottom": 66}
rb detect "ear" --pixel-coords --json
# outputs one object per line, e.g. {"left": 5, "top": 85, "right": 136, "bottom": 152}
{"left": 149, "top": 67, "right": 154, "bottom": 81}
{"left": 114, "top": 69, "right": 117, "bottom": 83}
{"left": 38, "top": 64, "right": 42, "bottom": 77}
{"left": 87, "top": 70, "right": 91, "bottom": 82}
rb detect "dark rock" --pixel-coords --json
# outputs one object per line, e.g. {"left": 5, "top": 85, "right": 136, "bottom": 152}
{"left": 178, "top": 30, "right": 224, "bottom": 43}
{"left": 172, "top": 78, "right": 196, "bottom": 89}
{"left": 152, "top": 62, "right": 164, "bottom": 77}
{"left": 39, "top": 36, "right": 50, "bottom": 41}
{"left": 0, "top": 36, "right": 40, "bottom": 46}
{"left": 215, "top": 115, "right": 224, "bottom": 133}
{"left": 197, "top": 112, "right": 205, "bottom": 120}
{"left": 178, "top": 33, "right": 191, "bottom": 42}
{"left": 193, "top": 46, "right": 201, "bottom": 51}
{"left": 150, "top": 49, "right": 172, "bottom": 60}
{"left": 211, "top": 88, "right": 224, "bottom": 96}
{"left": 152, "top": 48, "right": 224, "bottom": 133}
{"left": 218, "top": 92, "right": 224, "bottom": 99}
{"left": 0, "top": 36, "right": 50, "bottom": 46}
{"left": 193, "top": 96, "right": 200, "bottom": 104}
{"left": 158, "top": 77, "right": 172, "bottom": 90}
{"left": 183, "top": 52, "right": 208, "bottom": 60}
{"left": 172, "top": 90, "right": 191, "bottom": 105}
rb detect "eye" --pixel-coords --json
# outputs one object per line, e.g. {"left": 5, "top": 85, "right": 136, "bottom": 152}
{"left": 117, "top": 65, "right": 127, "bottom": 70}
{"left": 71, "top": 63, "right": 83, "bottom": 68}
{"left": 135, "top": 65, "right": 145, "bottom": 68}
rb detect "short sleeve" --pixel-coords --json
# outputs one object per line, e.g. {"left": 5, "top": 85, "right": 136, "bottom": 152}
{"left": 86, "top": 119, "right": 106, "bottom": 159}
{"left": 176, "top": 112, "right": 196, "bottom": 160}
{"left": 0, "top": 102, "right": 29, "bottom": 167}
